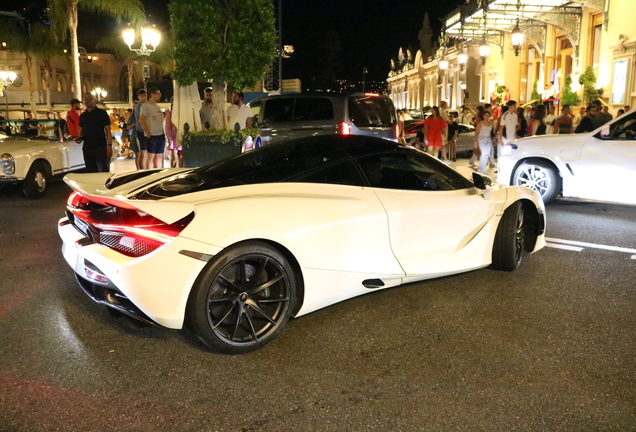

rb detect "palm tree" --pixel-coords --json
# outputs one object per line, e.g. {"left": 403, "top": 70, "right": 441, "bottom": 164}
{"left": 30, "top": 24, "right": 66, "bottom": 111}
{"left": 0, "top": 20, "right": 63, "bottom": 113}
{"left": 47, "top": 0, "right": 145, "bottom": 100}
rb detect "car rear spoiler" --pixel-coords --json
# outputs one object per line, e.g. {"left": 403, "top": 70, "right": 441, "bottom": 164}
{"left": 63, "top": 173, "right": 195, "bottom": 225}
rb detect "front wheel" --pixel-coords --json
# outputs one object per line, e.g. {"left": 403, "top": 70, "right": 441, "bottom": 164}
{"left": 22, "top": 161, "right": 50, "bottom": 199}
{"left": 513, "top": 160, "right": 561, "bottom": 204}
{"left": 186, "top": 241, "right": 296, "bottom": 354}
{"left": 491, "top": 202, "right": 525, "bottom": 271}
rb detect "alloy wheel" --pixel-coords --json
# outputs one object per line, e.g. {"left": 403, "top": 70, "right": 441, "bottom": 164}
{"left": 516, "top": 165, "right": 549, "bottom": 198}
{"left": 206, "top": 254, "right": 291, "bottom": 347}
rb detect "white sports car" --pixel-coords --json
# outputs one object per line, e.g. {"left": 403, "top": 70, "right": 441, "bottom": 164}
{"left": 498, "top": 109, "right": 636, "bottom": 205}
{"left": 58, "top": 135, "right": 546, "bottom": 353}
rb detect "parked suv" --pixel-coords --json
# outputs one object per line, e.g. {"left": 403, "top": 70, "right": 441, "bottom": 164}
{"left": 255, "top": 93, "right": 398, "bottom": 144}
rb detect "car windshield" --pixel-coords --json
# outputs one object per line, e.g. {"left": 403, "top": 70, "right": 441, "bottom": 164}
{"left": 0, "top": 119, "right": 59, "bottom": 140}
{"left": 608, "top": 111, "right": 636, "bottom": 139}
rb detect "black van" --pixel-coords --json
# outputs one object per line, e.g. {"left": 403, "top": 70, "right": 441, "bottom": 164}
{"left": 253, "top": 93, "right": 398, "bottom": 145}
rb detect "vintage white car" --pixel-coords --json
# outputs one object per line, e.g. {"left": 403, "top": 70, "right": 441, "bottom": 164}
{"left": 0, "top": 120, "right": 85, "bottom": 198}
{"left": 498, "top": 109, "right": 636, "bottom": 205}
{"left": 59, "top": 135, "right": 546, "bottom": 353}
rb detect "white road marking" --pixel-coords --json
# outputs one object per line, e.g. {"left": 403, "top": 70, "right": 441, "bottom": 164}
{"left": 545, "top": 237, "right": 636, "bottom": 255}
{"left": 545, "top": 243, "right": 584, "bottom": 252}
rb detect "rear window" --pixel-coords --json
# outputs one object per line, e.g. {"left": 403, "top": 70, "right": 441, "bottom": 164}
{"left": 348, "top": 95, "right": 396, "bottom": 128}
{"left": 263, "top": 98, "right": 294, "bottom": 122}
{"left": 293, "top": 97, "right": 334, "bottom": 121}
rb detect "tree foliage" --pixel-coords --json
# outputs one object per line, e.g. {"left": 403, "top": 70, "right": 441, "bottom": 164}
{"left": 560, "top": 74, "right": 580, "bottom": 107}
{"left": 579, "top": 66, "right": 603, "bottom": 104}
{"left": 531, "top": 80, "right": 541, "bottom": 105}
{"left": 169, "top": 0, "right": 277, "bottom": 89}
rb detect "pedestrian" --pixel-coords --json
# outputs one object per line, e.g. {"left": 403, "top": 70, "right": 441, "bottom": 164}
{"left": 459, "top": 105, "right": 475, "bottom": 126}
{"left": 140, "top": 87, "right": 165, "bottom": 169}
{"left": 415, "top": 124, "right": 426, "bottom": 151}
{"left": 527, "top": 105, "right": 547, "bottom": 136}
{"left": 110, "top": 107, "right": 122, "bottom": 150}
{"left": 516, "top": 107, "right": 528, "bottom": 138}
{"left": 423, "top": 106, "right": 447, "bottom": 159}
{"left": 468, "top": 105, "right": 485, "bottom": 168}
{"left": 439, "top": 100, "right": 451, "bottom": 162}
{"left": 553, "top": 105, "right": 573, "bottom": 134}
{"left": 164, "top": 97, "right": 182, "bottom": 168}
{"left": 66, "top": 98, "right": 81, "bottom": 140}
{"left": 447, "top": 113, "right": 459, "bottom": 162}
{"left": 572, "top": 106, "right": 586, "bottom": 130}
{"left": 119, "top": 109, "right": 130, "bottom": 157}
{"left": 200, "top": 87, "right": 213, "bottom": 129}
{"left": 226, "top": 91, "right": 252, "bottom": 130}
{"left": 397, "top": 109, "right": 406, "bottom": 143}
{"left": 544, "top": 106, "right": 558, "bottom": 134}
{"left": 77, "top": 93, "right": 112, "bottom": 173}
{"left": 524, "top": 105, "right": 533, "bottom": 124}
{"left": 127, "top": 106, "right": 141, "bottom": 168}
{"left": 24, "top": 111, "right": 39, "bottom": 137}
{"left": 624, "top": 105, "right": 631, "bottom": 112}
{"left": 617, "top": 108, "right": 625, "bottom": 117}
{"left": 574, "top": 105, "right": 598, "bottom": 133}
{"left": 54, "top": 112, "right": 67, "bottom": 141}
{"left": 474, "top": 110, "right": 494, "bottom": 174}
{"left": 134, "top": 89, "right": 148, "bottom": 169}
{"left": 542, "top": 82, "right": 555, "bottom": 109}
{"left": 499, "top": 100, "right": 518, "bottom": 162}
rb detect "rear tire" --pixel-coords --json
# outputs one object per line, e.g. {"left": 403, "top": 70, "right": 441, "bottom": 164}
{"left": 491, "top": 202, "right": 525, "bottom": 271}
{"left": 186, "top": 241, "right": 296, "bottom": 354}
{"left": 513, "top": 160, "right": 561, "bottom": 204}
{"left": 22, "top": 161, "right": 50, "bottom": 199}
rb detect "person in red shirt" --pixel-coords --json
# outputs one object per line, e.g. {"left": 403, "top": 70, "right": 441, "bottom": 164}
{"left": 423, "top": 106, "right": 447, "bottom": 159}
{"left": 66, "top": 98, "right": 81, "bottom": 139}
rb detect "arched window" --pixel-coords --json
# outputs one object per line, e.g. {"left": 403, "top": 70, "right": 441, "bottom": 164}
{"left": 57, "top": 78, "right": 64, "bottom": 92}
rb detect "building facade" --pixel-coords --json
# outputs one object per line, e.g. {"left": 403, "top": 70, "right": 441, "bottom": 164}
{"left": 388, "top": 0, "right": 635, "bottom": 113}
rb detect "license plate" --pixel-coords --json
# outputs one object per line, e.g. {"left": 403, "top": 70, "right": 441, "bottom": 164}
{"left": 74, "top": 217, "right": 89, "bottom": 237}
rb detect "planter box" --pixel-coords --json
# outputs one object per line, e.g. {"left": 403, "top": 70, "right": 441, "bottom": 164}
{"left": 182, "top": 135, "right": 242, "bottom": 168}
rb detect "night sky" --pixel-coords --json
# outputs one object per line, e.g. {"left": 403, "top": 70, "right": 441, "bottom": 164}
{"left": 3, "top": 0, "right": 463, "bottom": 85}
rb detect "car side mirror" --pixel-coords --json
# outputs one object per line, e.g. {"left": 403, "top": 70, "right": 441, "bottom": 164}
{"left": 472, "top": 171, "right": 492, "bottom": 190}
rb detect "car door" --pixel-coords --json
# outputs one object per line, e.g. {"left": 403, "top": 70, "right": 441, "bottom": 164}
{"left": 66, "top": 138, "right": 85, "bottom": 170}
{"left": 357, "top": 150, "right": 501, "bottom": 276}
{"left": 259, "top": 97, "right": 296, "bottom": 144}
{"left": 577, "top": 111, "right": 636, "bottom": 205}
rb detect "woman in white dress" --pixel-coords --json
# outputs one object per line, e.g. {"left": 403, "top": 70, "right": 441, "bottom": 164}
{"left": 473, "top": 111, "right": 493, "bottom": 174}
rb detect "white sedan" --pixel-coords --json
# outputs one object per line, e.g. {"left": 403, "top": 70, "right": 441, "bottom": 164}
{"left": 498, "top": 110, "right": 636, "bottom": 205}
{"left": 1, "top": 120, "right": 85, "bottom": 198}
{"left": 58, "top": 135, "right": 546, "bottom": 353}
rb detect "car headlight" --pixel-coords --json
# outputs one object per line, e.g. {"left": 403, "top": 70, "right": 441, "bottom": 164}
{"left": 500, "top": 144, "right": 518, "bottom": 156}
{"left": 1, "top": 153, "right": 15, "bottom": 175}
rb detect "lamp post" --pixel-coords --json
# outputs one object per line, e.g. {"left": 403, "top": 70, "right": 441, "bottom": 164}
{"left": 0, "top": 70, "right": 16, "bottom": 119}
{"left": 122, "top": 27, "right": 161, "bottom": 92}
{"left": 457, "top": 50, "right": 468, "bottom": 71}
{"left": 479, "top": 41, "right": 491, "bottom": 65}
{"left": 362, "top": 67, "right": 368, "bottom": 92}
{"left": 511, "top": 20, "right": 524, "bottom": 56}
{"left": 91, "top": 87, "right": 107, "bottom": 103}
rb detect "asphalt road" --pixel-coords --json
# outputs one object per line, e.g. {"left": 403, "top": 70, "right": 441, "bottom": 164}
{"left": 1, "top": 179, "right": 635, "bottom": 432}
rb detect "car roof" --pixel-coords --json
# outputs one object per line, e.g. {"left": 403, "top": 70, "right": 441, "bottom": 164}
{"left": 277, "top": 134, "right": 404, "bottom": 157}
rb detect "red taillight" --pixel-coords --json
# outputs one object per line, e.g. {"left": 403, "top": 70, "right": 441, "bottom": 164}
{"left": 364, "top": 93, "right": 379, "bottom": 97}
{"left": 65, "top": 192, "right": 193, "bottom": 257}
{"left": 339, "top": 121, "right": 351, "bottom": 135}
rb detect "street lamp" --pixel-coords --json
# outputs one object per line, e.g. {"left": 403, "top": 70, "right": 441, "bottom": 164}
{"left": 0, "top": 70, "right": 17, "bottom": 119}
{"left": 511, "top": 20, "right": 524, "bottom": 56}
{"left": 91, "top": 87, "right": 107, "bottom": 102}
{"left": 457, "top": 50, "right": 468, "bottom": 71}
{"left": 123, "top": 26, "right": 161, "bottom": 91}
{"left": 439, "top": 59, "right": 449, "bottom": 71}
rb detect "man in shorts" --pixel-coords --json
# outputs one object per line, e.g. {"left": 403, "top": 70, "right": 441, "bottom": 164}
{"left": 134, "top": 89, "right": 148, "bottom": 169}
{"left": 140, "top": 87, "right": 165, "bottom": 169}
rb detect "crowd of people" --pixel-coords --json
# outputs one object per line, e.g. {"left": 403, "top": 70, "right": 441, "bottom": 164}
{"left": 397, "top": 95, "right": 629, "bottom": 176}
{"left": 2, "top": 87, "right": 254, "bottom": 174}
